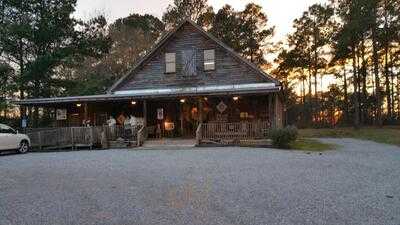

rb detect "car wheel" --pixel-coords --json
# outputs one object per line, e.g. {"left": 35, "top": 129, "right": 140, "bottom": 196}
{"left": 18, "top": 140, "right": 29, "bottom": 154}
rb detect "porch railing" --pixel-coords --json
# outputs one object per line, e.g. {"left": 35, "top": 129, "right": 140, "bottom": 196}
{"left": 137, "top": 126, "right": 146, "bottom": 147}
{"left": 27, "top": 125, "right": 142, "bottom": 150}
{"left": 199, "top": 121, "right": 270, "bottom": 144}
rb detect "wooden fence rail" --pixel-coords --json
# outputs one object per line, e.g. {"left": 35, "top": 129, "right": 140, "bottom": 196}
{"left": 27, "top": 125, "right": 142, "bottom": 150}
{"left": 200, "top": 121, "right": 270, "bottom": 143}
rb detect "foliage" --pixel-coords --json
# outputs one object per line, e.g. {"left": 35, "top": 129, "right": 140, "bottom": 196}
{"left": 277, "top": 0, "right": 400, "bottom": 128}
{"left": 0, "top": 61, "right": 15, "bottom": 114}
{"left": 209, "top": 4, "right": 274, "bottom": 66}
{"left": 64, "top": 14, "right": 164, "bottom": 96}
{"left": 269, "top": 126, "right": 299, "bottom": 149}
{"left": 162, "top": 0, "right": 213, "bottom": 28}
{"left": 0, "top": 0, "right": 111, "bottom": 99}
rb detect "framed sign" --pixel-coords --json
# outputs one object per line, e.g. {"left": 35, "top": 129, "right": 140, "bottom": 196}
{"left": 216, "top": 101, "right": 227, "bottom": 113}
{"left": 165, "top": 122, "right": 175, "bottom": 131}
{"left": 56, "top": 109, "right": 67, "bottom": 120}
{"left": 157, "top": 108, "right": 164, "bottom": 120}
{"left": 21, "top": 117, "right": 27, "bottom": 128}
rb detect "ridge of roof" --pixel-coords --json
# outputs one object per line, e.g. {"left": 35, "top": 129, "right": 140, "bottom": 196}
{"left": 107, "top": 19, "right": 280, "bottom": 93}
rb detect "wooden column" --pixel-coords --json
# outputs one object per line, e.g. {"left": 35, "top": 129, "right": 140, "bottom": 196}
{"left": 275, "top": 94, "right": 283, "bottom": 128}
{"left": 268, "top": 93, "right": 276, "bottom": 128}
{"left": 83, "top": 103, "right": 88, "bottom": 125}
{"left": 198, "top": 97, "right": 203, "bottom": 124}
{"left": 33, "top": 106, "right": 39, "bottom": 128}
{"left": 180, "top": 100, "right": 184, "bottom": 136}
{"left": 143, "top": 100, "right": 147, "bottom": 128}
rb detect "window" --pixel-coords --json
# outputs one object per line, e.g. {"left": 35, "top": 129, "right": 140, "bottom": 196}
{"left": 204, "top": 49, "right": 215, "bottom": 71}
{"left": 0, "top": 124, "right": 15, "bottom": 134}
{"left": 182, "top": 49, "right": 197, "bottom": 76}
{"left": 165, "top": 53, "right": 176, "bottom": 73}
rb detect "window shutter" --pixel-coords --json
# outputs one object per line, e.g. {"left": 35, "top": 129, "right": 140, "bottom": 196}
{"left": 165, "top": 53, "right": 176, "bottom": 73}
{"left": 182, "top": 49, "right": 197, "bottom": 76}
{"left": 204, "top": 49, "right": 215, "bottom": 71}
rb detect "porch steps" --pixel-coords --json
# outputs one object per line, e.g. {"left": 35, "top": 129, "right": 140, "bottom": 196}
{"left": 140, "top": 139, "right": 196, "bottom": 150}
{"left": 109, "top": 140, "right": 137, "bottom": 149}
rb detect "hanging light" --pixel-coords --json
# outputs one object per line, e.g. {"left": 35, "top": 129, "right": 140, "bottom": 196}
{"left": 180, "top": 99, "right": 186, "bottom": 103}
{"left": 203, "top": 97, "right": 208, "bottom": 101}
{"left": 233, "top": 96, "right": 239, "bottom": 101}
{"left": 76, "top": 103, "right": 82, "bottom": 107}
{"left": 131, "top": 101, "right": 137, "bottom": 105}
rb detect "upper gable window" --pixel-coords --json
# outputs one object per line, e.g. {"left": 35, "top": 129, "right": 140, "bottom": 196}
{"left": 204, "top": 49, "right": 215, "bottom": 71}
{"left": 165, "top": 53, "right": 176, "bottom": 73}
{"left": 182, "top": 49, "right": 197, "bottom": 76}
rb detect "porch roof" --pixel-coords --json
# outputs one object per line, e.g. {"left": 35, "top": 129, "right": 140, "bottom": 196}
{"left": 13, "top": 82, "right": 280, "bottom": 106}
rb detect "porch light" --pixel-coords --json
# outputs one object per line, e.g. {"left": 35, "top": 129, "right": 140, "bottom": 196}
{"left": 76, "top": 103, "right": 82, "bottom": 107}
{"left": 233, "top": 96, "right": 239, "bottom": 101}
{"left": 131, "top": 101, "right": 137, "bottom": 105}
{"left": 180, "top": 99, "right": 186, "bottom": 103}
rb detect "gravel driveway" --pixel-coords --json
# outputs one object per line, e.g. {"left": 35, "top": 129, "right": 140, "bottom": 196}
{"left": 0, "top": 138, "right": 399, "bottom": 225}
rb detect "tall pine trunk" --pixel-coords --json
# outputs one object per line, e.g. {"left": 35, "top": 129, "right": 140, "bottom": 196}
{"left": 398, "top": 71, "right": 400, "bottom": 119}
{"left": 372, "top": 5, "right": 382, "bottom": 126}
{"left": 343, "top": 61, "right": 349, "bottom": 125}
{"left": 352, "top": 47, "right": 360, "bottom": 128}
{"left": 360, "top": 39, "right": 368, "bottom": 124}
{"left": 384, "top": 45, "right": 392, "bottom": 119}
{"left": 308, "top": 67, "right": 313, "bottom": 124}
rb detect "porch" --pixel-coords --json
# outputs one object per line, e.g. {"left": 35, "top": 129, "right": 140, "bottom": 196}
{"left": 20, "top": 93, "right": 283, "bottom": 150}
{"left": 25, "top": 121, "right": 274, "bottom": 150}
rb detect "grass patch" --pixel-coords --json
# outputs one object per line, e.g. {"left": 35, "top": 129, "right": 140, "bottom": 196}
{"left": 290, "top": 139, "right": 336, "bottom": 151}
{"left": 299, "top": 126, "right": 400, "bottom": 146}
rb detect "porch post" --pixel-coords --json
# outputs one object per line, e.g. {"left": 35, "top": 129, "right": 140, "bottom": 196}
{"left": 180, "top": 100, "right": 184, "bottom": 136}
{"left": 143, "top": 100, "right": 147, "bottom": 128}
{"left": 268, "top": 93, "right": 276, "bottom": 128}
{"left": 198, "top": 97, "right": 203, "bottom": 124}
{"left": 83, "top": 103, "right": 88, "bottom": 125}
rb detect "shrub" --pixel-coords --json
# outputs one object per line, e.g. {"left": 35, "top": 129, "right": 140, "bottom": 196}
{"left": 269, "top": 126, "right": 298, "bottom": 149}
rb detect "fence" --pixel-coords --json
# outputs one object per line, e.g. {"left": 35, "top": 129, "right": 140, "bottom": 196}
{"left": 27, "top": 125, "right": 142, "bottom": 150}
{"left": 197, "top": 121, "right": 270, "bottom": 144}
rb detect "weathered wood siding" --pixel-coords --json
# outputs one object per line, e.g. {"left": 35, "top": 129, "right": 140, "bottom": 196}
{"left": 115, "top": 23, "right": 274, "bottom": 91}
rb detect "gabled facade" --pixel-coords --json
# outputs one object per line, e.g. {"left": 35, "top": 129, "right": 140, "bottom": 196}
{"left": 109, "top": 20, "right": 279, "bottom": 94}
{"left": 15, "top": 20, "right": 283, "bottom": 138}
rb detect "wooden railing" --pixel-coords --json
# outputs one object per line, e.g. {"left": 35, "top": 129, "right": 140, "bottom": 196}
{"left": 27, "top": 125, "right": 142, "bottom": 150}
{"left": 200, "top": 121, "right": 270, "bottom": 142}
{"left": 137, "top": 126, "right": 146, "bottom": 147}
{"left": 102, "top": 125, "right": 141, "bottom": 142}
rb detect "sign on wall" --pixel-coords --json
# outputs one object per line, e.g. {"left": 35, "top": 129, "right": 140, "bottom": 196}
{"left": 157, "top": 108, "right": 164, "bottom": 120}
{"left": 216, "top": 101, "right": 228, "bottom": 113}
{"left": 56, "top": 109, "right": 67, "bottom": 120}
{"left": 21, "top": 117, "right": 27, "bottom": 128}
{"left": 165, "top": 122, "right": 175, "bottom": 131}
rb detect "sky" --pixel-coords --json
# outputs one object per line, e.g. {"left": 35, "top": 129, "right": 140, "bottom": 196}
{"left": 74, "top": 0, "right": 328, "bottom": 43}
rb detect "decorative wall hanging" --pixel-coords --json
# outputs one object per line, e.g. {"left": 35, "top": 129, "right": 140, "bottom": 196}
{"left": 216, "top": 101, "right": 227, "bottom": 113}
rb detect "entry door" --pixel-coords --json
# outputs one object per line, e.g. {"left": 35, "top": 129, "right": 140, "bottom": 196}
{"left": 180, "top": 100, "right": 199, "bottom": 137}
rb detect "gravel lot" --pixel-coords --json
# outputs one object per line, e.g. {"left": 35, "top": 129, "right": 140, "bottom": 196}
{"left": 0, "top": 138, "right": 399, "bottom": 225}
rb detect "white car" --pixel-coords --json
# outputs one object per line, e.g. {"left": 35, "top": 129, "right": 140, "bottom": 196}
{"left": 0, "top": 124, "right": 30, "bottom": 153}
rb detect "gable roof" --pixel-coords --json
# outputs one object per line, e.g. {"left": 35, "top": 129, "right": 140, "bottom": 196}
{"left": 108, "top": 19, "right": 280, "bottom": 93}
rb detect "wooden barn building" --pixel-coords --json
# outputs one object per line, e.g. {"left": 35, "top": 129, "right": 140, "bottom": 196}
{"left": 16, "top": 20, "right": 283, "bottom": 143}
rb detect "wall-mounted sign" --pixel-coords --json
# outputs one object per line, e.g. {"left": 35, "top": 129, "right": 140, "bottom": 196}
{"left": 56, "top": 109, "right": 67, "bottom": 120}
{"left": 216, "top": 101, "right": 227, "bottom": 113}
{"left": 157, "top": 108, "right": 164, "bottom": 120}
{"left": 165, "top": 122, "right": 175, "bottom": 131}
{"left": 21, "top": 117, "right": 27, "bottom": 128}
